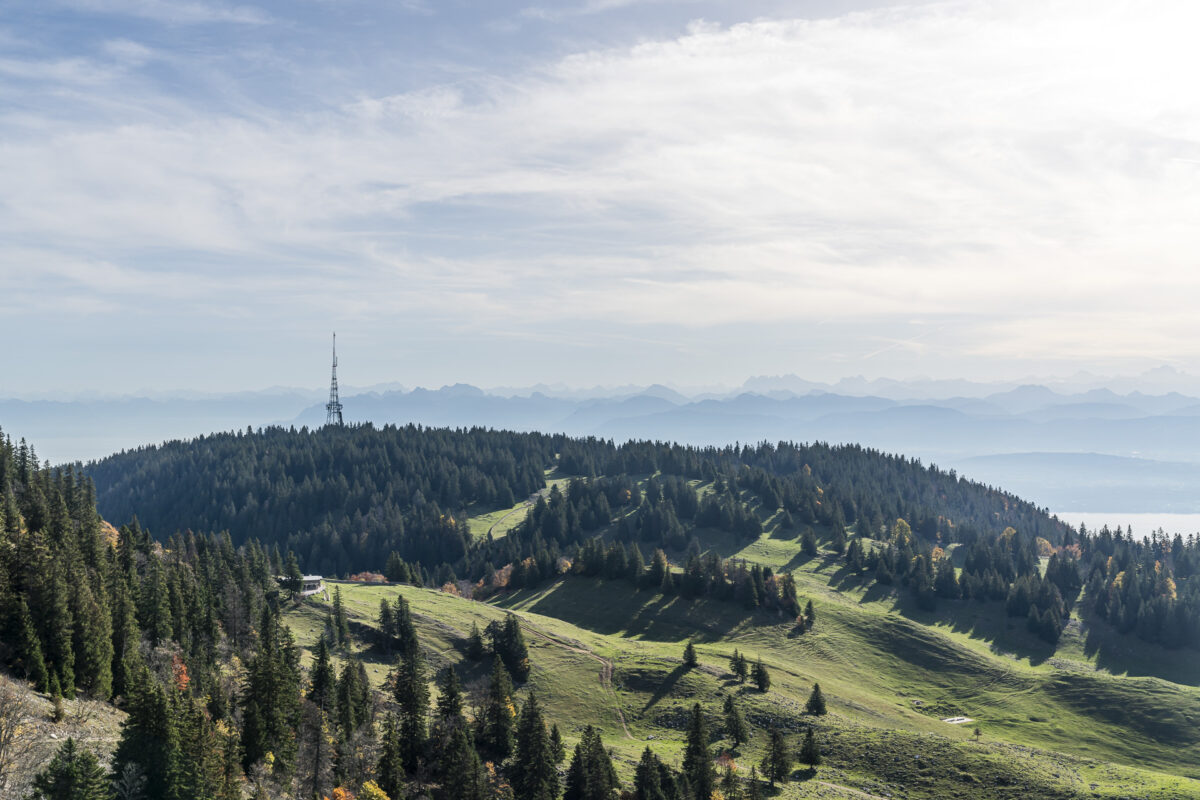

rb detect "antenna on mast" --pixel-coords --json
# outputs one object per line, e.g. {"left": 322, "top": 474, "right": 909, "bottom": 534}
{"left": 326, "top": 332, "right": 343, "bottom": 426}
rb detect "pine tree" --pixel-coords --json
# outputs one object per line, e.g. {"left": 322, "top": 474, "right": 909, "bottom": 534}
{"left": 746, "top": 765, "right": 764, "bottom": 800}
{"left": 476, "top": 654, "right": 515, "bottom": 761}
{"left": 563, "top": 725, "right": 618, "bottom": 800}
{"left": 114, "top": 673, "right": 177, "bottom": 800}
{"left": 435, "top": 664, "right": 464, "bottom": 724}
{"left": 467, "top": 621, "right": 485, "bottom": 661}
{"left": 550, "top": 723, "right": 566, "bottom": 764}
{"left": 69, "top": 574, "right": 113, "bottom": 699}
{"left": 723, "top": 694, "right": 749, "bottom": 748}
{"left": 682, "top": 703, "right": 713, "bottom": 800}
{"left": 332, "top": 587, "right": 350, "bottom": 647}
{"left": 15, "top": 596, "right": 49, "bottom": 691}
{"left": 633, "top": 747, "right": 671, "bottom": 800}
{"left": 309, "top": 636, "right": 336, "bottom": 712}
{"left": 803, "top": 599, "right": 816, "bottom": 631}
{"left": 753, "top": 658, "right": 770, "bottom": 693}
{"left": 799, "top": 727, "right": 821, "bottom": 767}
{"left": 437, "top": 725, "right": 486, "bottom": 800}
{"left": 28, "top": 738, "right": 109, "bottom": 800}
{"left": 393, "top": 632, "right": 429, "bottom": 773}
{"left": 760, "top": 728, "right": 791, "bottom": 787}
{"left": 512, "top": 693, "right": 558, "bottom": 800}
{"left": 805, "top": 683, "right": 827, "bottom": 715}
{"left": 377, "top": 712, "right": 405, "bottom": 800}
{"left": 683, "top": 640, "right": 698, "bottom": 669}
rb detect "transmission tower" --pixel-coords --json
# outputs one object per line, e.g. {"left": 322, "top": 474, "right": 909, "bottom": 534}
{"left": 326, "top": 332, "right": 343, "bottom": 426}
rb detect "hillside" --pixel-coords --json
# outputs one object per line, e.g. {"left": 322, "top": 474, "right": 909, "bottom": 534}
{"left": 84, "top": 423, "right": 1067, "bottom": 577}
{"left": 283, "top": 575, "right": 1200, "bottom": 799}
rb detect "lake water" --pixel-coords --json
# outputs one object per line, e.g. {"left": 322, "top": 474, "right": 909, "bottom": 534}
{"left": 1054, "top": 511, "right": 1200, "bottom": 536}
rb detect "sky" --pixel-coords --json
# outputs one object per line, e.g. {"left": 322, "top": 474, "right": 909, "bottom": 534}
{"left": 3, "top": 0, "right": 1200, "bottom": 395}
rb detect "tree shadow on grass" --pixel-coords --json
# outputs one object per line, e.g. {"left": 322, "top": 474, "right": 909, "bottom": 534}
{"left": 496, "top": 576, "right": 759, "bottom": 644}
{"left": 641, "top": 663, "right": 690, "bottom": 713}
{"left": 1078, "top": 603, "right": 1200, "bottom": 685}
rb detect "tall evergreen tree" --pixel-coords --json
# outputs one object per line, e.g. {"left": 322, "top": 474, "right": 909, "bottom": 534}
{"left": 392, "top": 631, "right": 429, "bottom": 773}
{"left": 753, "top": 658, "right": 770, "bottom": 693}
{"left": 760, "top": 728, "right": 791, "bottom": 787}
{"left": 27, "top": 738, "right": 109, "bottom": 800}
{"left": 563, "top": 725, "right": 619, "bottom": 800}
{"left": 723, "top": 694, "right": 749, "bottom": 748}
{"left": 805, "top": 683, "right": 827, "bottom": 715}
{"left": 799, "top": 727, "right": 821, "bottom": 767}
{"left": 309, "top": 635, "right": 336, "bottom": 712}
{"left": 512, "top": 693, "right": 558, "bottom": 800}
{"left": 682, "top": 703, "right": 713, "bottom": 800}
{"left": 476, "top": 654, "right": 516, "bottom": 761}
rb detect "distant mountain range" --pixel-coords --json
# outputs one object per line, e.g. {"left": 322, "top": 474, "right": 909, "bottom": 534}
{"left": 5, "top": 370, "right": 1200, "bottom": 512}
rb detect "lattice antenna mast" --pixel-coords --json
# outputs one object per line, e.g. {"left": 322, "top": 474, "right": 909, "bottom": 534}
{"left": 326, "top": 332, "right": 343, "bottom": 426}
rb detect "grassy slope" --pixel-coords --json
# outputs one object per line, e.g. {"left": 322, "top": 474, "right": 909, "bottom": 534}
{"left": 287, "top": 571, "right": 1200, "bottom": 800}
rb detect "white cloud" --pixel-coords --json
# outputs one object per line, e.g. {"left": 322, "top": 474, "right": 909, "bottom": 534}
{"left": 55, "top": 0, "right": 269, "bottom": 25}
{"left": 4, "top": 0, "right": 1200, "bottom": 381}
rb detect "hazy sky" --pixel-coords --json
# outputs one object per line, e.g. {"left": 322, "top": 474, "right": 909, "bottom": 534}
{"left": 3, "top": 0, "right": 1200, "bottom": 394}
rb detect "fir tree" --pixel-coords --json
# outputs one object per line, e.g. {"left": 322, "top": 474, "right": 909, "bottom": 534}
{"left": 805, "top": 683, "right": 827, "bottom": 715}
{"left": 377, "top": 712, "right": 405, "bottom": 800}
{"left": 799, "top": 727, "right": 821, "bottom": 767}
{"left": 437, "top": 725, "right": 486, "bottom": 800}
{"left": 467, "top": 621, "right": 485, "bottom": 661}
{"left": 632, "top": 747, "right": 673, "bottom": 800}
{"left": 682, "top": 703, "right": 713, "bottom": 800}
{"left": 563, "top": 725, "right": 618, "bottom": 800}
{"left": 309, "top": 635, "right": 336, "bottom": 712}
{"left": 683, "top": 640, "right": 698, "bottom": 669}
{"left": 28, "top": 738, "right": 109, "bottom": 800}
{"left": 332, "top": 587, "right": 350, "bottom": 647}
{"left": 723, "top": 694, "right": 749, "bottom": 748}
{"left": 753, "top": 658, "right": 770, "bottom": 693}
{"left": 760, "top": 728, "right": 791, "bottom": 787}
{"left": 550, "top": 723, "right": 566, "bottom": 764}
{"left": 512, "top": 693, "right": 558, "bottom": 800}
{"left": 14, "top": 596, "right": 49, "bottom": 691}
{"left": 476, "top": 654, "right": 515, "bottom": 761}
{"left": 393, "top": 632, "right": 429, "bottom": 773}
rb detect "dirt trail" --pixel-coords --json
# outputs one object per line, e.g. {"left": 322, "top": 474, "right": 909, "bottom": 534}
{"left": 519, "top": 621, "right": 634, "bottom": 739}
{"left": 487, "top": 488, "right": 550, "bottom": 537}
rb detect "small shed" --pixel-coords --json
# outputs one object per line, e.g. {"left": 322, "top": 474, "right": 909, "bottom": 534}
{"left": 300, "top": 575, "right": 325, "bottom": 596}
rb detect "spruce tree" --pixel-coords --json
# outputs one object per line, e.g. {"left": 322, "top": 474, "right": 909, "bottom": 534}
{"left": 760, "top": 727, "right": 791, "bottom": 787}
{"left": 393, "top": 632, "right": 429, "bottom": 773}
{"left": 550, "top": 723, "right": 566, "bottom": 764}
{"left": 28, "top": 738, "right": 109, "bottom": 800}
{"left": 683, "top": 640, "right": 698, "bottom": 669}
{"left": 309, "top": 636, "right": 336, "bottom": 712}
{"left": 563, "top": 725, "right": 619, "bottom": 800}
{"left": 476, "top": 654, "right": 515, "bottom": 761}
{"left": 805, "top": 683, "right": 827, "bottom": 715}
{"left": 332, "top": 587, "right": 350, "bottom": 647}
{"left": 467, "top": 621, "right": 485, "bottom": 661}
{"left": 512, "top": 693, "right": 558, "bottom": 800}
{"left": 753, "top": 658, "right": 770, "bottom": 692}
{"left": 377, "top": 712, "right": 405, "bottom": 800}
{"left": 682, "top": 702, "right": 713, "bottom": 800}
{"left": 437, "top": 725, "right": 486, "bottom": 800}
{"left": 799, "top": 727, "right": 821, "bottom": 766}
{"left": 15, "top": 596, "right": 49, "bottom": 691}
{"left": 723, "top": 694, "right": 749, "bottom": 748}
{"left": 69, "top": 574, "right": 113, "bottom": 699}
{"left": 633, "top": 747, "right": 671, "bottom": 800}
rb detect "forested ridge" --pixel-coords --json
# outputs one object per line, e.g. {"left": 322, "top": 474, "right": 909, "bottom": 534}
{"left": 87, "top": 423, "right": 1063, "bottom": 577}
